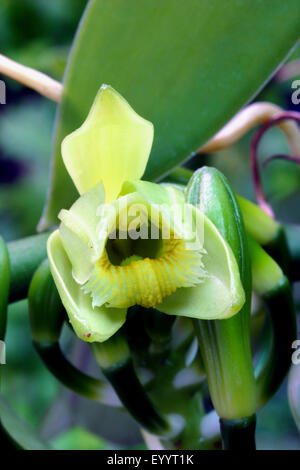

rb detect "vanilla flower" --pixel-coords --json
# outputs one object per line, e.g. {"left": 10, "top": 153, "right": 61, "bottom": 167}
{"left": 47, "top": 86, "right": 244, "bottom": 342}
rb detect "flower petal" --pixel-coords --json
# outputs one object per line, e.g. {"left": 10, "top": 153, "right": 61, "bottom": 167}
{"left": 61, "top": 85, "right": 154, "bottom": 201}
{"left": 47, "top": 230, "right": 127, "bottom": 343}
{"left": 120, "top": 180, "right": 185, "bottom": 206}
{"left": 62, "top": 180, "right": 105, "bottom": 238}
{"left": 58, "top": 181, "right": 105, "bottom": 284}
{"left": 119, "top": 180, "right": 191, "bottom": 239}
{"left": 157, "top": 207, "right": 245, "bottom": 320}
{"left": 58, "top": 220, "right": 94, "bottom": 285}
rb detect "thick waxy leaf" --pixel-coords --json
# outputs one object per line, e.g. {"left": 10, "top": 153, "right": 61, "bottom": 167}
{"left": 39, "top": 0, "right": 300, "bottom": 229}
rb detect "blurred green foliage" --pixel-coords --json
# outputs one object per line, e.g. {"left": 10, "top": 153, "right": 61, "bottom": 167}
{"left": 50, "top": 426, "right": 108, "bottom": 450}
{"left": 0, "top": 0, "right": 87, "bottom": 241}
{"left": 0, "top": 0, "right": 299, "bottom": 450}
{"left": 0, "top": 0, "right": 86, "bottom": 79}
{"left": 0, "top": 99, "right": 56, "bottom": 239}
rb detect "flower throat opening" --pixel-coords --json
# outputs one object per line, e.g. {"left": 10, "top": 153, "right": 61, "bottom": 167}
{"left": 106, "top": 226, "right": 164, "bottom": 266}
{"left": 83, "top": 223, "right": 206, "bottom": 309}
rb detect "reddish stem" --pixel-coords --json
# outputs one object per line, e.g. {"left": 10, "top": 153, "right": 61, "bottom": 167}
{"left": 251, "top": 111, "right": 300, "bottom": 218}
{"left": 263, "top": 154, "right": 300, "bottom": 168}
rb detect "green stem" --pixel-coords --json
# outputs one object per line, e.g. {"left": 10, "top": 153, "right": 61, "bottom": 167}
{"left": 0, "top": 237, "right": 19, "bottom": 449}
{"left": 8, "top": 232, "right": 50, "bottom": 303}
{"left": 28, "top": 259, "right": 64, "bottom": 344}
{"left": 187, "top": 168, "right": 257, "bottom": 420}
{"left": 93, "top": 334, "right": 172, "bottom": 436}
{"left": 220, "top": 415, "right": 256, "bottom": 450}
{"left": 193, "top": 319, "right": 256, "bottom": 418}
{"left": 143, "top": 307, "right": 176, "bottom": 345}
{"left": 255, "top": 276, "right": 297, "bottom": 407}
{"left": 103, "top": 358, "right": 171, "bottom": 435}
{"left": 28, "top": 260, "right": 111, "bottom": 403}
{"left": 34, "top": 341, "right": 109, "bottom": 402}
{"left": 248, "top": 237, "right": 297, "bottom": 406}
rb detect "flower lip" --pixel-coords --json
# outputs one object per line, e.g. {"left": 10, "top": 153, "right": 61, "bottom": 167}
{"left": 83, "top": 208, "right": 206, "bottom": 310}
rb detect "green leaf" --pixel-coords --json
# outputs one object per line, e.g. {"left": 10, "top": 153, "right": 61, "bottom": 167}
{"left": 40, "top": 0, "right": 300, "bottom": 229}
{"left": 0, "top": 396, "right": 50, "bottom": 450}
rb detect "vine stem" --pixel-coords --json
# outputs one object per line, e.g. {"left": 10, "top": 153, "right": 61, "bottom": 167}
{"left": 201, "top": 102, "right": 300, "bottom": 156}
{"left": 263, "top": 153, "right": 300, "bottom": 167}
{"left": 1, "top": 54, "right": 300, "bottom": 158}
{"left": 250, "top": 111, "right": 300, "bottom": 217}
{"left": 0, "top": 54, "right": 62, "bottom": 102}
